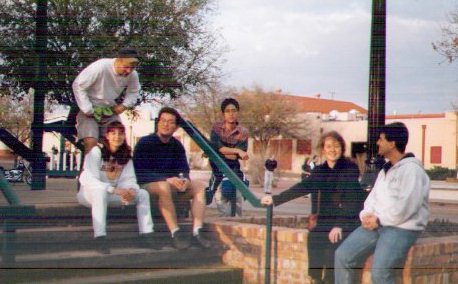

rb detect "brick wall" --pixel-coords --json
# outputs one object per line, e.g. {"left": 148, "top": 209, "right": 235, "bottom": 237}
{"left": 208, "top": 215, "right": 458, "bottom": 284}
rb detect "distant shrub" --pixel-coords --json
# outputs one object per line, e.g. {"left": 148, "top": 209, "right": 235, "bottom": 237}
{"left": 425, "top": 166, "right": 456, "bottom": 180}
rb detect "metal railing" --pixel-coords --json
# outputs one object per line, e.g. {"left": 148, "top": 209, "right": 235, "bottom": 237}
{"left": 179, "top": 119, "right": 273, "bottom": 284}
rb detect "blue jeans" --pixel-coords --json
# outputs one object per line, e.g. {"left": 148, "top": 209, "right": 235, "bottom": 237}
{"left": 334, "top": 226, "right": 421, "bottom": 284}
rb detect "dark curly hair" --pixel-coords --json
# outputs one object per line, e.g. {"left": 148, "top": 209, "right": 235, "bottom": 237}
{"left": 221, "top": 98, "right": 240, "bottom": 113}
{"left": 100, "top": 121, "right": 131, "bottom": 165}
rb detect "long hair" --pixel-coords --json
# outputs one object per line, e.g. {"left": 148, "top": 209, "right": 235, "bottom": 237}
{"left": 100, "top": 121, "right": 131, "bottom": 165}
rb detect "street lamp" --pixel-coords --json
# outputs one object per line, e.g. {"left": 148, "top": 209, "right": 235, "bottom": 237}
{"left": 361, "top": 0, "right": 386, "bottom": 190}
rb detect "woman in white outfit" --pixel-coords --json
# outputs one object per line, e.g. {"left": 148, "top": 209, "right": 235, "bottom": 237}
{"left": 77, "top": 121, "right": 154, "bottom": 253}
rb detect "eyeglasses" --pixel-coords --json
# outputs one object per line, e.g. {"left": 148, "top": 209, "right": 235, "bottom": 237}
{"left": 158, "top": 119, "right": 176, "bottom": 125}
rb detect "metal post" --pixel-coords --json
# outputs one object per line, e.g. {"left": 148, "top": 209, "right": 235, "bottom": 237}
{"left": 30, "top": 0, "right": 48, "bottom": 190}
{"left": 265, "top": 205, "right": 273, "bottom": 284}
{"left": 361, "top": 0, "right": 386, "bottom": 190}
{"left": 264, "top": 159, "right": 277, "bottom": 284}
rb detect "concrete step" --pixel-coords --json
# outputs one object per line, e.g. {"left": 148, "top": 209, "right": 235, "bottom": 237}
{"left": 1, "top": 245, "right": 222, "bottom": 269}
{"left": 1, "top": 223, "right": 219, "bottom": 254}
{"left": 1, "top": 266, "right": 243, "bottom": 284}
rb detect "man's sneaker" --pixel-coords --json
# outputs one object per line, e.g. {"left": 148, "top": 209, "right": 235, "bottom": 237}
{"left": 140, "top": 232, "right": 162, "bottom": 250}
{"left": 192, "top": 230, "right": 212, "bottom": 249}
{"left": 94, "top": 236, "right": 110, "bottom": 254}
{"left": 172, "top": 230, "right": 191, "bottom": 250}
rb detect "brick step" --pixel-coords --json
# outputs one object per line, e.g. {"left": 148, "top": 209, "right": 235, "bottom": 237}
{"left": 1, "top": 266, "right": 243, "bottom": 284}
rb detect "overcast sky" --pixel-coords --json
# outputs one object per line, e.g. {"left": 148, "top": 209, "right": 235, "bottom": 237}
{"left": 210, "top": 0, "right": 458, "bottom": 114}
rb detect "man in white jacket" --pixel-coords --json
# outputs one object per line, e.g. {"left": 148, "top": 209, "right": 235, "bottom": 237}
{"left": 335, "top": 122, "right": 430, "bottom": 284}
{"left": 73, "top": 47, "right": 140, "bottom": 154}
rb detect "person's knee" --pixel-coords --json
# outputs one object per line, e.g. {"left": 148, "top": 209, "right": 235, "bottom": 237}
{"left": 371, "top": 267, "right": 391, "bottom": 284}
{"left": 335, "top": 244, "right": 349, "bottom": 265}
{"left": 148, "top": 182, "right": 173, "bottom": 199}
{"left": 137, "top": 189, "right": 150, "bottom": 203}
{"left": 189, "top": 181, "right": 205, "bottom": 196}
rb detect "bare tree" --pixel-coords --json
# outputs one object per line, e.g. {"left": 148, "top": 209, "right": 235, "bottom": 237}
{"left": 237, "top": 87, "right": 311, "bottom": 184}
{"left": 238, "top": 87, "right": 311, "bottom": 157}
{"left": 173, "top": 83, "right": 236, "bottom": 134}
{"left": 433, "top": 10, "right": 458, "bottom": 63}
{"left": 0, "top": 89, "right": 33, "bottom": 146}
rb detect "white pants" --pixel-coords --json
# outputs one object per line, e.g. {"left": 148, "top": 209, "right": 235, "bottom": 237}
{"left": 77, "top": 187, "right": 154, "bottom": 238}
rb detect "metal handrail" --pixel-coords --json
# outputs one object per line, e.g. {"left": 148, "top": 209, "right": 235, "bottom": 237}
{"left": 179, "top": 119, "right": 272, "bottom": 284}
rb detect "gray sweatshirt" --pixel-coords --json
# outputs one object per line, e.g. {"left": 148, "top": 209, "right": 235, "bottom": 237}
{"left": 360, "top": 155, "right": 430, "bottom": 231}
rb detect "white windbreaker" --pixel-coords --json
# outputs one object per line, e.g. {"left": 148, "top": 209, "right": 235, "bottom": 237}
{"left": 360, "top": 155, "right": 430, "bottom": 231}
{"left": 79, "top": 146, "right": 140, "bottom": 194}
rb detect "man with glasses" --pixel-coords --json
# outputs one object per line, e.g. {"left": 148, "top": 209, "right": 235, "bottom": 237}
{"left": 205, "top": 98, "right": 249, "bottom": 216}
{"left": 133, "top": 107, "right": 211, "bottom": 250}
{"left": 73, "top": 47, "right": 141, "bottom": 154}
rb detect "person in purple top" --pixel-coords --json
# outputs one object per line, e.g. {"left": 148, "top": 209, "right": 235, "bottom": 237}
{"left": 133, "top": 107, "right": 210, "bottom": 250}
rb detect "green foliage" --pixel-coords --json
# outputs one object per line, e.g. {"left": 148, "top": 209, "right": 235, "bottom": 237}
{"left": 0, "top": 0, "right": 224, "bottom": 105}
{"left": 425, "top": 166, "right": 456, "bottom": 180}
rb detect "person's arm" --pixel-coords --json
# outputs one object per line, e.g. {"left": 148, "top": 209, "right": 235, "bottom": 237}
{"left": 121, "top": 71, "right": 141, "bottom": 109}
{"left": 79, "top": 147, "right": 115, "bottom": 193}
{"left": 72, "top": 64, "right": 101, "bottom": 115}
{"left": 210, "top": 129, "right": 248, "bottom": 160}
{"left": 272, "top": 174, "right": 317, "bottom": 206}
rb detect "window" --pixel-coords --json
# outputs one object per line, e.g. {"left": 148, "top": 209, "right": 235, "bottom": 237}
{"left": 430, "top": 146, "right": 442, "bottom": 164}
{"left": 297, "top": 139, "right": 311, "bottom": 155}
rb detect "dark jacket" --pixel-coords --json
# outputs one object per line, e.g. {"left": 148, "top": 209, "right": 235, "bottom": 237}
{"left": 133, "top": 133, "right": 190, "bottom": 185}
{"left": 273, "top": 158, "right": 366, "bottom": 232}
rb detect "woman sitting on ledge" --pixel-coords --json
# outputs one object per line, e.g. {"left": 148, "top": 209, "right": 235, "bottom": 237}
{"left": 261, "top": 131, "right": 367, "bottom": 284}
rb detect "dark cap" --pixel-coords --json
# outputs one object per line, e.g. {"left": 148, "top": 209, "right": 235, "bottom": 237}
{"left": 117, "top": 47, "right": 140, "bottom": 59}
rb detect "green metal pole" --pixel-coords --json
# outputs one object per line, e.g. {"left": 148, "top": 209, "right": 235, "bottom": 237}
{"left": 30, "top": 0, "right": 48, "bottom": 190}
{"left": 0, "top": 172, "right": 21, "bottom": 206}
{"left": 264, "top": 205, "right": 273, "bottom": 284}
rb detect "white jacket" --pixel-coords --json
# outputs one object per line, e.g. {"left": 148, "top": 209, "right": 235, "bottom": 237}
{"left": 79, "top": 146, "right": 140, "bottom": 194}
{"left": 73, "top": 58, "right": 140, "bottom": 115}
{"left": 360, "top": 155, "right": 430, "bottom": 231}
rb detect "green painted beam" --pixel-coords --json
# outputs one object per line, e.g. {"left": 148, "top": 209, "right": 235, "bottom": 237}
{"left": 0, "top": 171, "right": 21, "bottom": 206}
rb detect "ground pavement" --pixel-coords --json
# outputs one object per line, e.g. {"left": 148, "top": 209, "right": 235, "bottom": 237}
{"left": 2, "top": 169, "right": 458, "bottom": 221}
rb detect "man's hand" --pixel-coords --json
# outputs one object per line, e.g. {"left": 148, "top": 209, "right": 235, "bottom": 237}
{"left": 237, "top": 150, "right": 249, "bottom": 160}
{"left": 361, "top": 213, "right": 379, "bottom": 230}
{"left": 112, "top": 104, "right": 126, "bottom": 115}
{"left": 328, "top": 227, "right": 343, "bottom": 243}
{"left": 261, "top": 195, "right": 273, "bottom": 206}
{"left": 166, "top": 177, "right": 188, "bottom": 192}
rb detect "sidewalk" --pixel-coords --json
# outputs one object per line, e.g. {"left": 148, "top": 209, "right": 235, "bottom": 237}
{"left": 2, "top": 170, "right": 457, "bottom": 210}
